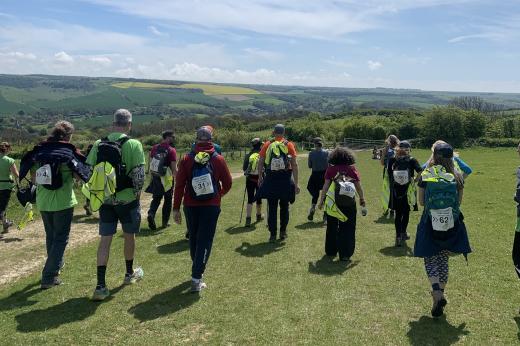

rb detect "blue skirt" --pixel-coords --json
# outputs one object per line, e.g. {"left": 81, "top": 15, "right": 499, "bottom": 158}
{"left": 414, "top": 211, "right": 472, "bottom": 258}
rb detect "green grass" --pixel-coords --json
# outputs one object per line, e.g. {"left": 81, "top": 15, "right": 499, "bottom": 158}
{"left": 0, "top": 148, "right": 520, "bottom": 344}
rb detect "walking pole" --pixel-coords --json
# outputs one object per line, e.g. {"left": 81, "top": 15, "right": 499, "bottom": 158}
{"left": 239, "top": 185, "right": 247, "bottom": 224}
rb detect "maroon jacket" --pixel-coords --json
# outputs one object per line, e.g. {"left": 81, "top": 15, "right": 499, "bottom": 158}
{"left": 173, "top": 142, "right": 232, "bottom": 209}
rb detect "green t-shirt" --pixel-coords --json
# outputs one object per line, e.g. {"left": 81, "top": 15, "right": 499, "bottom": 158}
{"left": 35, "top": 164, "right": 77, "bottom": 212}
{"left": 0, "top": 155, "right": 15, "bottom": 190}
{"left": 86, "top": 132, "right": 145, "bottom": 203}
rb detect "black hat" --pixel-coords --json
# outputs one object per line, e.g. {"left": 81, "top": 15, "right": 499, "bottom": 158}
{"left": 398, "top": 140, "right": 411, "bottom": 149}
{"left": 313, "top": 137, "right": 323, "bottom": 144}
{"left": 433, "top": 142, "right": 454, "bottom": 158}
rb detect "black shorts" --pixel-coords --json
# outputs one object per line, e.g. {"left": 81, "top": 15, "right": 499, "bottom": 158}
{"left": 99, "top": 200, "right": 141, "bottom": 236}
{"left": 246, "top": 178, "right": 262, "bottom": 205}
{"left": 0, "top": 189, "right": 12, "bottom": 213}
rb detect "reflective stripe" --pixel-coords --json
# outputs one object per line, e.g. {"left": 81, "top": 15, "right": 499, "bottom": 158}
{"left": 265, "top": 141, "right": 289, "bottom": 166}
{"left": 325, "top": 182, "right": 348, "bottom": 222}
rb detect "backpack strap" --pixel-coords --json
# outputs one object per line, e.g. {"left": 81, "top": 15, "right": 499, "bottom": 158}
{"left": 117, "top": 136, "right": 130, "bottom": 146}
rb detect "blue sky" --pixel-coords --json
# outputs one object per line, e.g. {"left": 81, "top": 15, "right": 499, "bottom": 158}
{"left": 0, "top": 0, "right": 519, "bottom": 92}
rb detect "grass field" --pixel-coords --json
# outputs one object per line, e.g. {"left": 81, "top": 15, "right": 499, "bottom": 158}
{"left": 112, "top": 82, "right": 262, "bottom": 96}
{"left": 0, "top": 148, "right": 519, "bottom": 344}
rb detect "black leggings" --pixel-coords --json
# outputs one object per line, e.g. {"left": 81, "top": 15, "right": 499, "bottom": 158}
{"left": 394, "top": 195, "right": 410, "bottom": 237}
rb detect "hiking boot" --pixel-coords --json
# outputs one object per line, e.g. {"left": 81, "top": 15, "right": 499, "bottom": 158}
{"left": 92, "top": 286, "right": 110, "bottom": 301}
{"left": 245, "top": 217, "right": 252, "bottom": 227}
{"left": 161, "top": 222, "right": 171, "bottom": 229}
{"left": 41, "top": 277, "right": 63, "bottom": 290}
{"left": 280, "top": 231, "right": 287, "bottom": 240}
{"left": 147, "top": 215, "right": 157, "bottom": 231}
{"left": 269, "top": 235, "right": 276, "bottom": 243}
{"left": 124, "top": 267, "right": 144, "bottom": 285}
{"left": 191, "top": 279, "right": 207, "bottom": 293}
{"left": 307, "top": 208, "right": 315, "bottom": 221}
{"left": 431, "top": 290, "right": 447, "bottom": 317}
{"left": 84, "top": 204, "right": 93, "bottom": 216}
{"left": 339, "top": 257, "right": 351, "bottom": 263}
{"left": 1, "top": 220, "right": 12, "bottom": 233}
{"left": 256, "top": 214, "right": 263, "bottom": 222}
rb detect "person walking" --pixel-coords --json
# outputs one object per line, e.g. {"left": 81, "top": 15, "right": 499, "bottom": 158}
{"left": 257, "top": 124, "right": 300, "bottom": 242}
{"left": 381, "top": 135, "right": 399, "bottom": 217}
{"left": 172, "top": 127, "right": 232, "bottom": 293}
{"left": 386, "top": 141, "right": 422, "bottom": 246}
{"left": 86, "top": 109, "right": 146, "bottom": 301}
{"left": 0, "top": 142, "right": 19, "bottom": 234}
{"left": 307, "top": 137, "right": 329, "bottom": 221}
{"left": 242, "top": 138, "right": 263, "bottom": 227}
{"left": 414, "top": 142, "right": 471, "bottom": 317}
{"left": 424, "top": 140, "right": 472, "bottom": 179}
{"left": 19, "top": 121, "right": 89, "bottom": 289}
{"left": 513, "top": 142, "right": 520, "bottom": 301}
{"left": 146, "top": 130, "right": 177, "bottom": 230}
{"left": 318, "top": 147, "right": 366, "bottom": 262}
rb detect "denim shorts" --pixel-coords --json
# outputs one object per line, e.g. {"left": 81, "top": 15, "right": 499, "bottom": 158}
{"left": 99, "top": 200, "right": 141, "bottom": 236}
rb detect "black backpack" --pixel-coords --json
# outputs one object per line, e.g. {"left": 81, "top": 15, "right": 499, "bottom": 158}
{"left": 334, "top": 172, "right": 357, "bottom": 208}
{"left": 34, "top": 161, "right": 63, "bottom": 190}
{"left": 392, "top": 156, "right": 413, "bottom": 187}
{"left": 96, "top": 136, "right": 132, "bottom": 191}
{"left": 150, "top": 146, "right": 169, "bottom": 176}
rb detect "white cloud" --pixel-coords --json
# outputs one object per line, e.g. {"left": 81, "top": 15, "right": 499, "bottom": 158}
{"left": 0, "top": 51, "right": 37, "bottom": 60}
{"left": 448, "top": 33, "right": 503, "bottom": 43}
{"left": 54, "top": 51, "right": 74, "bottom": 64}
{"left": 82, "top": 0, "right": 475, "bottom": 40}
{"left": 367, "top": 60, "right": 382, "bottom": 70}
{"left": 148, "top": 25, "right": 168, "bottom": 37}
{"left": 85, "top": 55, "right": 112, "bottom": 66}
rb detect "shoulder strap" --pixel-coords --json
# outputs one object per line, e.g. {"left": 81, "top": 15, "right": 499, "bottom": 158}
{"left": 117, "top": 136, "right": 130, "bottom": 145}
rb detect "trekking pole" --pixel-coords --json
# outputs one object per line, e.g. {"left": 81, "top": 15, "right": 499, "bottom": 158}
{"left": 239, "top": 185, "right": 247, "bottom": 224}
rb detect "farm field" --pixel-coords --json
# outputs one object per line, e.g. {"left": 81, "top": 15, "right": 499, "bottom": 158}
{"left": 0, "top": 148, "right": 519, "bottom": 344}
{"left": 112, "top": 82, "right": 262, "bottom": 96}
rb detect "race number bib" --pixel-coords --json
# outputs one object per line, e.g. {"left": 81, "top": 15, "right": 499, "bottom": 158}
{"left": 393, "top": 170, "right": 410, "bottom": 185}
{"left": 35, "top": 164, "right": 52, "bottom": 185}
{"left": 431, "top": 207, "right": 454, "bottom": 231}
{"left": 150, "top": 158, "right": 161, "bottom": 173}
{"left": 270, "top": 157, "right": 285, "bottom": 171}
{"left": 192, "top": 173, "right": 214, "bottom": 196}
{"left": 338, "top": 181, "right": 356, "bottom": 198}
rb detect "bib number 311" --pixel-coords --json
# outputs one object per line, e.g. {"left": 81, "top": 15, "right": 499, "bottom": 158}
{"left": 35, "top": 164, "right": 52, "bottom": 185}
{"left": 192, "top": 173, "right": 214, "bottom": 196}
{"left": 431, "top": 207, "right": 454, "bottom": 231}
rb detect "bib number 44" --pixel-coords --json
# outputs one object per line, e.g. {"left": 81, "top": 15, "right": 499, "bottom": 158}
{"left": 35, "top": 164, "right": 52, "bottom": 185}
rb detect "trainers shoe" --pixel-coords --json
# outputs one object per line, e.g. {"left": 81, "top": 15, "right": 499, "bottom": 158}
{"left": 92, "top": 286, "right": 110, "bottom": 301}
{"left": 339, "top": 257, "right": 351, "bottom": 262}
{"left": 280, "top": 231, "right": 287, "bottom": 240}
{"left": 41, "top": 277, "right": 63, "bottom": 290}
{"left": 191, "top": 279, "right": 207, "bottom": 293}
{"left": 1, "top": 220, "right": 12, "bottom": 233}
{"left": 147, "top": 215, "right": 157, "bottom": 231}
{"left": 124, "top": 266, "right": 144, "bottom": 285}
{"left": 269, "top": 235, "right": 276, "bottom": 243}
{"left": 256, "top": 214, "right": 264, "bottom": 222}
{"left": 245, "top": 217, "right": 252, "bottom": 227}
{"left": 431, "top": 290, "right": 447, "bottom": 317}
{"left": 307, "top": 208, "right": 315, "bottom": 221}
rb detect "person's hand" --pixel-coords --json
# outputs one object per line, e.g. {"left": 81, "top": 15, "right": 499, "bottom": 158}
{"left": 173, "top": 209, "right": 182, "bottom": 225}
{"left": 318, "top": 200, "right": 324, "bottom": 210}
{"left": 359, "top": 198, "right": 366, "bottom": 207}
{"left": 295, "top": 185, "right": 300, "bottom": 194}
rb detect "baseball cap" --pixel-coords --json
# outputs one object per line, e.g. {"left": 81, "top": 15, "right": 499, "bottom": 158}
{"left": 313, "top": 137, "right": 323, "bottom": 144}
{"left": 398, "top": 140, "right": 411, "bottom": 149}
{"left": 433, "top": 142, "right": 454, "bottom": 158}
{"left": 251, "top": 138, "right": 261, "bottom": 145}
{"left": 274, "top": 124, "right": 285, "bottom": 135}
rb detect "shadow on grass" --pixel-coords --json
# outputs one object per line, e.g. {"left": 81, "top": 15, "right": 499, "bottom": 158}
{"left": 72, "top": 214, "right": 98, "bottom": 224}
{"left": 0, "top": 282, "right": 40, "bottom": 312}
{"left": 137, "top": 227, "right": 164, "bottom": 237}
{"left": 308, "top": 256, "right": 360, "bottom": 276}
{"left": 407, "top": 316, "right": 469, "bottom": 346}
{"left": 225, "top": 225, "right": 255, "bottom": 235}
{"left": 235, "top": 241, "right": 284, "bottom": 257}
{"left": 157, "top": 239, "right": 189, "bottom": 254}
{"left": 295, "top": 222, "right": 324, "bottom": 230}
{"left": 515, "top": 317, "right": 520, "bottom": 341}
{"left": 373, "top": 214, "right": 394, "bottom": 224}
{"left": 128, "top": 281, "right": 199, "bottom": 321}
{"left": 0, "top": 236, "right": 23, "bottom": 243}
{"left": 379, "top": 243, "right": 413, "bottom": 257}
{"left": 15, "top": 285, "right": 125, "bottom": 332}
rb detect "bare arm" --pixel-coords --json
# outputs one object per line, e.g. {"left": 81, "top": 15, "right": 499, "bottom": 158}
{"left": 170, "top": 161, "right": 177, "bottom": 178}
{"left": 318, "top": 178, "right": 332, "bottom": 209}
{"left": 10, "top": 163, "right": 19, "bottom": 184}
{"left": 353, "top": 180, "right": 366, "bottom": 207}
{"left": 291, "top": 156, "right": 299, "bottom": 193}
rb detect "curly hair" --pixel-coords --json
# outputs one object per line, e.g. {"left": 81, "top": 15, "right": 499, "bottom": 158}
{"left": 47, "top": 120, "right": 75, "bottom": 142}
{"left": 328, "top": 146, "right": 356, "bottom": 166}
{"left": 0, "top": 142, "right": 11, "bottom": 154}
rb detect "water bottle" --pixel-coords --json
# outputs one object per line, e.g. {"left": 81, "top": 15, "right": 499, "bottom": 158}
{"left": 361, "top": 207, "right": 368, "bottom": 217}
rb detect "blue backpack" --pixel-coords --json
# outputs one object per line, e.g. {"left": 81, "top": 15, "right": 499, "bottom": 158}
{"left": 425, "top": 178, "right": 460, "bottom": 232}
{"left": 189, "top": 151, "right": 219, "bottom": 201}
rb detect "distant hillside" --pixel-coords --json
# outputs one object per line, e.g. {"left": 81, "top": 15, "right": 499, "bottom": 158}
{"left": 1, "top": 74, "right": 520, "bottom": 117}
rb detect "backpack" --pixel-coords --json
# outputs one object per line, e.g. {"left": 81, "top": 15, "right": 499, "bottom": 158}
{"left": 246, "top": 152, "right": 260, "bottom": 176}
{"left": 96, "top": 136, "right": 132, "bottom": 192}
{"left": 34, "top": 161, "right": 63, "bottom": 190}
{"left": 150, "top": 145, "right": 170, "bottom": 177}
{"left": 424, "top": 172, "right": 460, "bottom": 232}
{"left": 189, "top": 151, "right": 219, "bottom": 201}
{"left": 334, "top": 172, "right": 357, "bottom": 208}
{"left": 265, "top": 141, "right": 289, "bottom": 172}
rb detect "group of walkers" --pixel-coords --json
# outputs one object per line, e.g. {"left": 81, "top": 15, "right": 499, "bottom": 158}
{"left": 0, "top": 111, "right": 519, "bottom": 319}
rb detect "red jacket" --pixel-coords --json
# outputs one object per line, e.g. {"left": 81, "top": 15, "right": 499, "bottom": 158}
{"left": 173, "top": 143, "right": 232, "bottom": 209}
